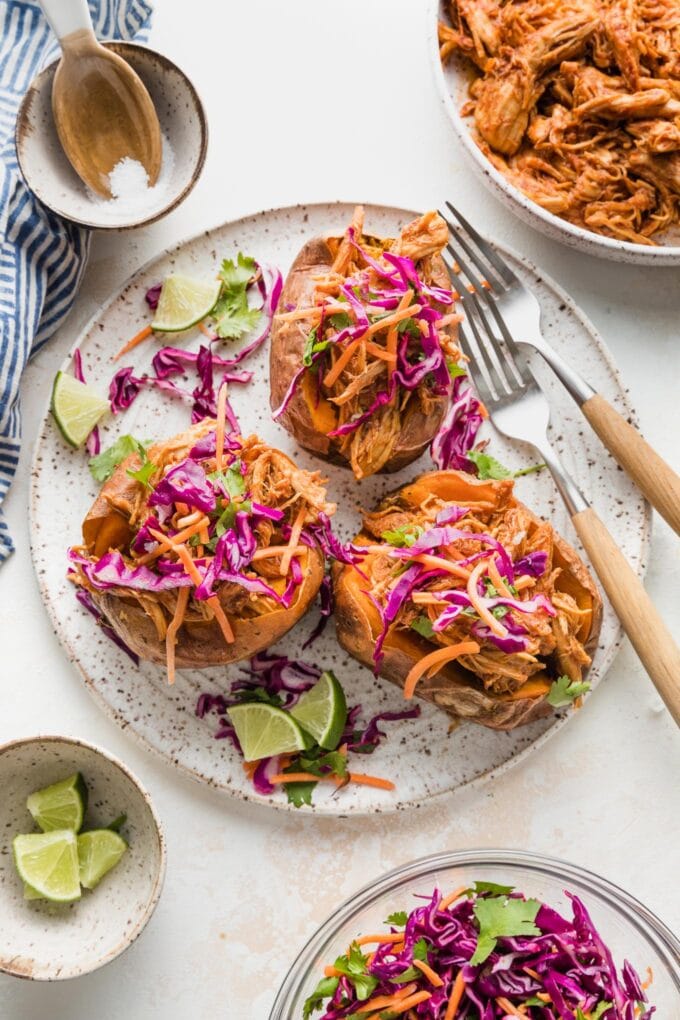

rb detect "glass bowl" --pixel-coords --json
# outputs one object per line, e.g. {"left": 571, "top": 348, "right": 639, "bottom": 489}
{"left": 270, "top": 849, "right": 679, "bottom": 1018}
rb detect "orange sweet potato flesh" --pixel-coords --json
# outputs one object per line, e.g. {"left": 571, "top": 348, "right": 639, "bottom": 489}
{"left": 334, "top": 470, "right": 602, "bottom": 731}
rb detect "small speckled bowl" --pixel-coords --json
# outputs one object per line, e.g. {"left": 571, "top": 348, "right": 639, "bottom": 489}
{"left": 16, "top": 42, "right": 207, "bottom": 230}
{"left": 0, "top": 735, "right": 166, "bottom": 980}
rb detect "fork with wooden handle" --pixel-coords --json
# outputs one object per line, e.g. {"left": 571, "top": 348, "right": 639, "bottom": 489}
{"left": 442, "top": 252, "right": 680, "bottom": 726}
{"left": 442, "top": 201, "right": 680, "bottom": 536}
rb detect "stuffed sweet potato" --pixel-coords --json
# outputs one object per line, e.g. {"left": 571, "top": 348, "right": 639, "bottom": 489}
{"left": 334, "top": 470, "right": 602, "bottom": 730}
{"left": 269, "top": 207, "right": 462, "bottom": 479}
{"left": 69, "top": 420, "right": 335, "bottom": 680}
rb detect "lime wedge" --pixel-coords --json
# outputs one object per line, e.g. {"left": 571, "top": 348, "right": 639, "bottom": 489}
{"left": 290, "top": 671, "right": 347, "bottom": 750}
{"left": 227, "top": 703, "right": 314, "bottom": 762}
{"left": 151, "top": 275, "right": 221, "bottom": 332}
{"left": 13, "top": 831, "right": 81, "bottom": 903}
{"left": 51, "top": 371, "right": 109, "bottom": 448}
{"left": 27, "top": 772, "right": 88, "bottom": 834}
{"left": 24, "top": 883, "right": 43, "bottom": 901}
{"left": 77, "top": 830, "right": 127, "bottom": 890}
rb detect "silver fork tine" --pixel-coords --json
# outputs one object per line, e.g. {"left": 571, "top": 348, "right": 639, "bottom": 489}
{"left": 443, "top": 242, "right": 531, "bottom": 390}
{"left": 439, "top": 210, "right": 507, "bottom": 294}
{"left": 443, "top": 246, "right": 529, "bottom": 393}
{"left": 457, "top": 323, "right": 495, "bottom": 408}
{"left": 444, "top": 200, "right": 519, "bottom": 289}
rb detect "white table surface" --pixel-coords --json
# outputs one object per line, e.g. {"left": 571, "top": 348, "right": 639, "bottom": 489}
{"left": 2, "top": 2, "right": 679, "bottom": 1017}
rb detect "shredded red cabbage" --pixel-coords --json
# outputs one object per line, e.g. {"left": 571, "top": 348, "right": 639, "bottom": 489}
{"left": 431, "top": 372, "right": 484, "bottom": 473}
{"left": 310, "top": 884, "right": 655, "bottom": 1019}
{"left": 302, "top": 574, "right": 334, "bottom": 648}
{"left": 72, "top": 348, "right": 101, "bottom": 455}
{"left": 148, "top": 458, "right": 216, "bottom": 514}
{"left": 74, "top": 587, "right": 139, "bottom": 664}
{"left": 144, "top": 283, "right": 162, "bottom": 310}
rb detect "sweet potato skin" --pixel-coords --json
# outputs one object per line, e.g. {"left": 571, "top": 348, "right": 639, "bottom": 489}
{"left": 269, "top": 235, "right": 452, "bottom": 474}
{"left": 80, "top": 440, "right": 326, "bottom": 669}
{"left": 333, "top": 470, "right": 603, "bottom": 731}
{"left": 90, "top": 547, "right": 325, "bottom": 668}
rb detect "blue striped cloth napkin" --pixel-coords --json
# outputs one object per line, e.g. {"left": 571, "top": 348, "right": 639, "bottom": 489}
{"left": 0, "top": 0, "right": 152, "bottom": 564}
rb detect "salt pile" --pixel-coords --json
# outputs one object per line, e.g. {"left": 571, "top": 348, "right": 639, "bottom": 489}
{"left": 88, "top": 135, "right": 175, "bottom": 221}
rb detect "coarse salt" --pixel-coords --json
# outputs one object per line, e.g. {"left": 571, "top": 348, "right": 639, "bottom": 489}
{"left": 88, "top": 135, "right": 175, "bottom": 220}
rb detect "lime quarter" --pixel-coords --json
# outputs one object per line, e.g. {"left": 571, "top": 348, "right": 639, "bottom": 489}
{"left": 78, "top": 830, "right": 127, "bottom": 890}
{"left": 13, "top": 831, "right": 81, "bottom": 903}
{"left": 151, "top": 275, "right": 221, "bottom": 333}
{"left": 290, "top": 671, "right": 347, "bottom": 750}
{"left": 27, "top": 772, "right": 88, "bottom": 834}
{"left": 51, "top": 372, "right": 109, "bottom": 448}
{"left": 226, "top": 703, "right": 314, "bottom": 762}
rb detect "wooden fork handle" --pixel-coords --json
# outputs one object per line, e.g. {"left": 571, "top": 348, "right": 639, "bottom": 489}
{"left": 582, "top": 394, "right": 680, "bottom": 535}
{"left": 572, "top": 507, "right": 680, "bottom": 726}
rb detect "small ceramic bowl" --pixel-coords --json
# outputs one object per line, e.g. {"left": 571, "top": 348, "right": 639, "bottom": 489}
{"left": 429, "top": 0, "right": 680, "bottom": 265}
{"left": 0, "top": 735, "right": 166, "bottom": 980}
{"left": 16, "top": 42, "right": 208, "bottom": 230}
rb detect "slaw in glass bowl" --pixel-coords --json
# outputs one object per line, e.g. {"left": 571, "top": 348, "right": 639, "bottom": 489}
{"left": 270, "top": 849, "right": 679, "bottom": 1018}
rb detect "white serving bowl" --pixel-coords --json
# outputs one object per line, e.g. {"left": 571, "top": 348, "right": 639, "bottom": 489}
{"left": 0, "top": 735, "right": 166, "bottom": 980}
{"left": 16, "top": 42, "right": 207, "bottom": 230}
{"left": 429, "top": 0, "right": 680, "bottom": 265}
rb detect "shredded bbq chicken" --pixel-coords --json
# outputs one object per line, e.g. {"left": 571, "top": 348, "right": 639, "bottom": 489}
{"left": 440, "top": 0, "right": 680, "bottom": 243}
{"left": 363, "top": 487, "right": 591, "bottom": 694}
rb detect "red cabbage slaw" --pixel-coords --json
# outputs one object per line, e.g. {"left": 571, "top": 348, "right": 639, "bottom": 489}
{"left": 366, "top": 513, "right": 554, "bottom": 669}
{"left": 109, "top": 262, "right": 282, "bottom": 418}
{"left": 196, "top": 652, "right": 420, "bottom": 801}
{"left": 306, "top": 884, "right": 655, "bottom": 1019}
{"left": 272, "top": 233, "right": 457, "bottom": 430}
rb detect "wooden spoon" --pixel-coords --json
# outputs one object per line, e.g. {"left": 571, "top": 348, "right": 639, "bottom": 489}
{"left": 40, "top": 0, "right": 162, "bottom": 198}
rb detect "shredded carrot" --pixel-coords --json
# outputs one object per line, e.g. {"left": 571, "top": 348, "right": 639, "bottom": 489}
{"left": 149, "top": 529, "right": 234, "bottom": 644}
{"left": 412, "top": 553, "right": 471, "bottom": 582}
{"left": 642, "top": 966, "right": 654, "bottom": 990}
{"left": 355, "top": 984, "right": 418, "bottom": 1013}
{"left": 199, "top": 322, "right": 217, "bottom": 340}
{"left": 513, "top": 574, "right": 535, "bottom": 591}
{"left": 324, "top": 965, "right": 343, "bottom": 978}
{"left": 347, "top": 772, "right": 395, "bottom": 791}
{"left": 403, "top": 641, "right": 480, "bottom": 699}
{"left": 165, "top": 587, "right": 189, "bottom": 685}
{"left": 175, "top": 502, "right": 190, "bottom": 515}
{"left": 438, "top": 885, "right": 468, "bottom": 911}
{"left": 372, "top": 991, "right": 431, "bottom": 1017}
{"left": 137, "top": 517, "right": 210, "bottom": 564}
{"left": 113, "top": 323, "right": 153, "bottom": 361}
{"left": 323, "top": 337, "right": 364, "bottom": 388}
{"left": 269, "top": 772, "right": 326, "bottom": 784}
{"left": 365, "top": 302, "right": 419, "bottom": 337}
{"left": 413, "top": 959, "right": 444, "bottom": 987}
{"left": 176, "top": 510, "right": 203, "bottom": 529}
{"left": 487, "top": 557, "right": 513, "bottom": 598}
{"left": 523, "top": 967, "right": 541, "bottom": 981}
{"left": 444, "top": 971, "right": 466, "bottom": 1020}
{"left": 215, "top": 380, "right": 228, "bottom": 471}
{"left": 280, "top": 505, "right": 307, "bottom": 577}
{"left": 496, "top": 997, "right": 526, "bottom": 1017}
{"left": 466, "top": 560, "right": 508, "bottom": 638}
{"left": 276, "top": 303, "right": 347, "bottom": 323}
{"left": 251, "top": 544, "right": 307, "bottom": 561}
{"left": 364, "top": 341, "right": 397, "bottom": 362}
{"left": 355, "top": 933, "right": 404, "bottom": 947}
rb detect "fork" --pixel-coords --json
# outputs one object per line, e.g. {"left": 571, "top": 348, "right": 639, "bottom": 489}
{"left": 441, "top": 201, "right": 680, "bottom": 536}
{"left": 445, "top": 268, "right": 680, "bottom": 725}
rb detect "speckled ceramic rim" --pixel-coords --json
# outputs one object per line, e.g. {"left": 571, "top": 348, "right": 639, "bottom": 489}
{"left": 270, "top": 848, "right": 680, "bottom": 1018}
{"left": 427, "top": 0, "right": 680, "bottom": 265}
{"left": 28, "top": 201, "right": 651, "bottom": 815}
{"left": 15, "top": 41, "right": 208, "bottom": 231}
{"left": 0, "top": 734, "right": 167, "bottom": 981}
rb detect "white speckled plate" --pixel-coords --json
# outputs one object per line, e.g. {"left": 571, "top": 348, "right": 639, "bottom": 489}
{"left": 428, "top": 0, "right": 680, "bottom": 264}
{"left": 30, "top": 203, "right": 649, "bottom": 814}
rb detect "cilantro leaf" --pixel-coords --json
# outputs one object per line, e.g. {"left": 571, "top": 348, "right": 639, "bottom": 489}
{"left": 89, "top": 435, "right": 149, "bottom": 483}
{"left": 410, "top": 615, "right": 435, "bottom": 639}
{"left": 470, "top": 895, "right": 541, "bottom": 965}
{"left": 332, "top": 944, "right": 379, "bottom": 1001}
{"left": 447, "top": 359, "right": 467, "bottom": 379}
{"left": 297, "top": 748, "right": 348, "bottom": 781}
{"left": 591, "top": 1006, "right": 614, "bottom": 1020}
{"left": 467, "top": 449, "right": 544, "bottom": 481}
{"left": 303, "top": 976, "right": 339, "bottom": 1020}
{"left": 328, "top": 311, "right": 352, "bottom": 330}
{"left": 385, "top": 911, "right": 408, "bottom": 927}
{"left": 469, "top": 881, "right": 515, "bottom": 896}
{"left": 412, "top": 937, "right": 429, "bottom": 962}
{"left": 547, "top": 675, "right": 591, "bottom": 707}
{"left": 303, "top": 328, "right": 318, "bottom": 367}
{"left": 127, "top": 459, "right": 157, "bottom": 488}
{"left": 212, "top": 254, "right": 261, "bottom": 340}
{"left": 232, "top": 686, "right": 283, "bottom": 708}
{"left": 209, "top": 464, "right": 247, "bottom": 499}
{"left": 283, "top": 779, "right": 316, "bottom": 808}
{"left": 381, "top": 524, "right": 423, "bottom": 548}
{"left": 218, "top": 252, "right": 257, "bottom": 290}
{"left": 396, "top": 317, "right": 421, "bottom": 340}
